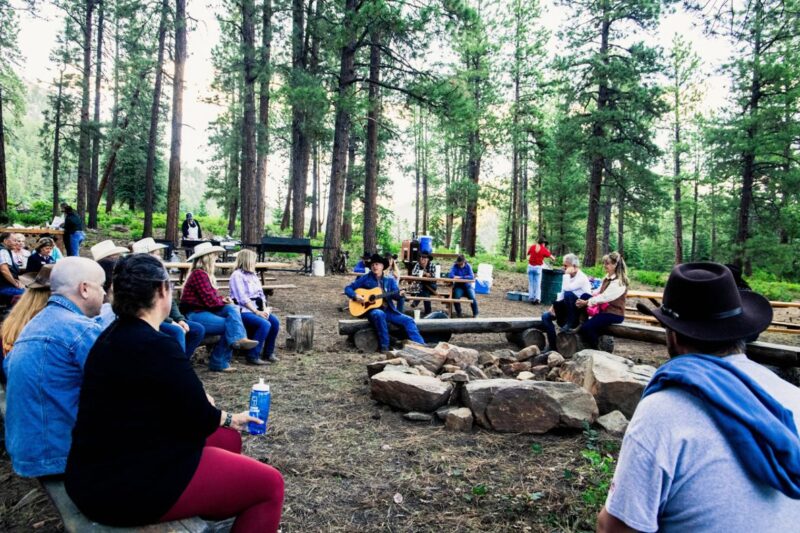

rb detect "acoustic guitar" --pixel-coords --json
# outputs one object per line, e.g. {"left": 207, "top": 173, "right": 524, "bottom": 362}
{"left": 349, "top": 287, "right": 401, "bottom": 317}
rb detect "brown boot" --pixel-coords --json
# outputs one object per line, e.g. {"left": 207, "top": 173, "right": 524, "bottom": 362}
{"left": 231, "top": 338, "right": 258, "bottom": 350}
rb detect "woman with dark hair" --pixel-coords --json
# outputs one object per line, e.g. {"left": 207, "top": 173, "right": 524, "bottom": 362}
{"left": 61, "top": 205, "right": 85, "bottom": 257}
{"left": 26, "top": 238, "right": 57, "bottom": 273}
{"left": 65, "top": 254, "right": 284, "bottom": 531}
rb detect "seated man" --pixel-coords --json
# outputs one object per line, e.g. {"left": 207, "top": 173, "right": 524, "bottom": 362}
{"left": 410, "top": 252, "right": 438, "bottom": 315}
{"left": 352, "top": 252, "right": 371, "bottom": 274}
{"left": 541, "top": 253, "right": 592, "bottom": 352}
{"left": 598, "top": 262, "right": 800, "bottom": 532}
{"left": 345, "top": 253, "right": 424, "bottom": 352}
{"left": 449, "top": 255, "right": 479, "bottom": 318}
{"left": 3, "top": 257, "right": 108, "bottom": 478}
{"left": 0, "top": 232, "right": 25, "bottom": 300}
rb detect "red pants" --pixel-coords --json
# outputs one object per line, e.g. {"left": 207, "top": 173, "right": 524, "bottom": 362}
{"left": 161, "top": 428, "right": 284, "bottom": 533}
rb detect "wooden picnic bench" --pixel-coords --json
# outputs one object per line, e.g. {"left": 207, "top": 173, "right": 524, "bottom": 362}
{"left": 165, "top": 262, "right": 293, "bottom": 284}
{"left": 627, "top": 289, "right": 800, "bottom": 310}
{"left": 398, "top": 275, "right": 476, "bottom": 317}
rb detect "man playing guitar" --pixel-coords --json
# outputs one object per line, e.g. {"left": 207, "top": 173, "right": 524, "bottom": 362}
{"left": 345, "top": 253, "right": 425, "bottom": 352}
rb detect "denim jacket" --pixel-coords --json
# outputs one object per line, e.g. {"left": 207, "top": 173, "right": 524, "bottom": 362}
{"left": 344, "top": 272, "right": 403, "bottom": 313}
{"left": 3, "top": 295, "right": 106, "bottom": 478}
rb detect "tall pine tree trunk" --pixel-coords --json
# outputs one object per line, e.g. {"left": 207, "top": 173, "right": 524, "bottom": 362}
{"left": 673, "top": 116, "right": 683, "bottom": 264}
{"left": 0, "top": 87, "right": 7, "bottom": 213}
{"left": 414, "top": 109, "right": 420, "bottom": 236}
{"left": 166, "top": 0, "right": 187, "bottom": 245}
{"left": 363, "top": 30, "right": 381, "bottom": 253}
{"left": 617, "top": 188, "right": 624, "bottom": 256}
{"left": 88, "top": 0, "right": 103, "bottom": 228}
{"left": 255, "top": 0, "right": 273, "bottom": 236}
{"left": 341, "top": 133, "right": 356, "bottom": 241}
{"left": 77, "top": 0, "right": 95, "bottom": 220}
{"left": 240, "top": 0, "right": 259, "bottom": 244}
{"left": 142, "top": 0, "right": 168, "bottom": 238}
{"left": 691, "top": 169, "right": 698, "bottom": 261}
{"left": 601, "top": 192, "right": 611, "bottom": 255}
{"left": 422, "top": 115, "right": 429, "bottom": 235}
{"left": 52, "top": 73, "right": 65, "bottom": 217}
{"left": 308, "top": 142, "right": 319, "bottom": 238}
{"left": 106, "top": 15, "right": 121, "bottom": 213}
{"left": 444, "top": 145, "right": 453, "bottom": 248}
{"left": 289, "top": 0, "right": 310, "bottom": 238}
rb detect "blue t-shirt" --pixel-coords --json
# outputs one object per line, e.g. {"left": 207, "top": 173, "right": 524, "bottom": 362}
{"left": 605, "top": 354, "right": 800, "bottom": 532}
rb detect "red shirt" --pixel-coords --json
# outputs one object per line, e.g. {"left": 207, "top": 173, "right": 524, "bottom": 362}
{"left": 179, "top": 269, "right": 225, "bottom": 312}
{"left": 527, "top": 244, "right": 552, "bottom": 266}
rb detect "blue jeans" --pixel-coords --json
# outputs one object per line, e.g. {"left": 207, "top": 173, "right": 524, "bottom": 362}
{"left": 0, "top": 285, "right": 24, "bottom": 300}
{"left": 452, "top": 285, "right": 479, "bottom": 317}
{"left": 528, "top": 265, "right": 542, "bottom": 301}
{"left": 541, "top": 311, "right": 558, "bottom": 351}
{"left": 67, "top": 231, "right": 85, "bottom": 257}
{"left": 366, "top": 308, "right": 425, "bottom": 350}
{"left": 241, "top": 312, "right": 280, "bottom": 360}
{"left": 185, "top": 305, "right": 248, "bottom": 371}
{"left": 580, "top": 312, "right": 624, "bottom": 348}
{"left": 411, "top": 285, "right": 435, "bottom": 314}
{"left": 160, "top": 320, "right": 206, "bottom": 359}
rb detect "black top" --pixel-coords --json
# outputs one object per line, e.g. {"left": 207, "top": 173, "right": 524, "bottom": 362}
{"left": 64, "top": 212, "right": 83, "bottom": 234}
{"left": 65, "top": 317, "right": 221, "bottom": 526}
{"left": 25, "top": 251, "right": 56, "bottom": 273}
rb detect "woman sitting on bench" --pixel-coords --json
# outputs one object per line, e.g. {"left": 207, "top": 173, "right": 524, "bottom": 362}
{"left": 230, "top": 249, "right": 280, "bottom": 365}
{"left": 65, "top": 254, "right": 284, "bottom": 531}
{"left": 575, "top": 251, "right": 628, "bottom": 348}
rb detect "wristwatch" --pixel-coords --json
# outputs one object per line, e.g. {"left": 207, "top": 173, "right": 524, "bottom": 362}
{"left": 223, "top": 412, "right": 233, "bottom": 428}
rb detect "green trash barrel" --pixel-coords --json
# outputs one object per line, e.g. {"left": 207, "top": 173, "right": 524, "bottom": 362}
{"left": 540, "top": 268, "right": 564, "bottom": 306}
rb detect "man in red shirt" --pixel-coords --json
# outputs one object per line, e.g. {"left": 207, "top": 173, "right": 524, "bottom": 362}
{"left": 526, "top": 237, "right": 553, "bottom": 304}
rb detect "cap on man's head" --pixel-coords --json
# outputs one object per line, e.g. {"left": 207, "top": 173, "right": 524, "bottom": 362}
{"left": 186, "top": 212, "right": 193, "bottom": 218}
{"left": 456, "top": 254, "right": 466, "bottom": 263}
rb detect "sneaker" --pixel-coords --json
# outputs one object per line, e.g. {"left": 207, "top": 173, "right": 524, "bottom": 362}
{"left": 246, "top": 358, "right": 269, "bottom": 366}
{"left": 265, "top": 354, "right": 279, "bottom": 363}
{"left": 211, "top": 366, "right": 237, "bottom": 373}
{"left": 231, "top": 338, "right": 259, "bottom": 350}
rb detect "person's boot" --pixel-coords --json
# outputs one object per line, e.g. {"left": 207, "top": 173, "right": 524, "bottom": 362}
{"left": 265, "top": 354, "right": 279, "bottom": 363}
{"left": 231, "top": 338, "right": 259, "bottom": 350}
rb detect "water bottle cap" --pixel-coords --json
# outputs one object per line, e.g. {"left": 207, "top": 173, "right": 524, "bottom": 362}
{"left": 252, "top": 378, "right": 270, "bottom": 392}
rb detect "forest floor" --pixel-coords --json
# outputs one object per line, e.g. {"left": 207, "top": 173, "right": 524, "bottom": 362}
{"left": 2, "top": 255, "right": 799, "bottom": 532}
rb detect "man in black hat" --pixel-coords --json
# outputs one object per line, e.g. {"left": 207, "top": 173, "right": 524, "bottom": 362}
{"left": 598, "top": 262, "right": 800, "bottom": 533}
{"left": 410, "top": 252, "right": 438, "bottom": 315}
{"left": 344, "top": 253, "right": 425, "bottom": 352}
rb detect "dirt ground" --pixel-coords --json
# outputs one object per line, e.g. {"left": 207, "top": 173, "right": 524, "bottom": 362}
{"left": 2, "top": 267, "right": 798, "bottom": 532}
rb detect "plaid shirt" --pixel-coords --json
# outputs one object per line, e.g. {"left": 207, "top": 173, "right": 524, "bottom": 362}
{"left": 179, "top": 269, "right": 225, "bottom": 313}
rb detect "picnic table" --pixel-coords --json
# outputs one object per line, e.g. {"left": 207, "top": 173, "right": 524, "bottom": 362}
{"left": 0, "top": 227, "right": 67, "bottom": 255}
{"left": 165, "top": 261, "right": 293, "bottom": 284}
{"left": 398, "top": 275, "right": 475, "bottom": 316}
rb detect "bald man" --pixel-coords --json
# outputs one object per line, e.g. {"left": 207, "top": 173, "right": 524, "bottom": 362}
{"left": 3, "top": 257, "right": 109, "bottom": 478}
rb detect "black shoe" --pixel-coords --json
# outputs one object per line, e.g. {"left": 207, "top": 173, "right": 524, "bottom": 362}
{"left": 265, "top": 354, "right": 279, "bottom": 363}
{"left": 246, "top": 358, "right": 269, "bottom": 366}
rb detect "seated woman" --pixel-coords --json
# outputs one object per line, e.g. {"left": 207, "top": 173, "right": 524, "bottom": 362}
{"left": 575, "top": 251, "right": 628, "bottom": 348}
{"left": 410, "top": 252, "right": 437, "bottom": 315}
{"left": 180, "top": 242, "right": 257, "bottom": 372}
{"left": 25, "top": 238, "right": 57, "bottom": 273}
{"left": 540, "top": 254, "right": 592, "bottom": 353}
{"left": 64, "top": 254, "right": 284, "bottom": 531}
{"left": 229, "top": 249, "right": 280, "bottom": 365}
{"left": 10, "top": 234, "right": 31, "bottom": 273}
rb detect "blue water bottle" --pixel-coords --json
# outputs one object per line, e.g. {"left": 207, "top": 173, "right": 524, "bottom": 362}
{"left": 248, "top": 378, "right": 271, "bottom": 435}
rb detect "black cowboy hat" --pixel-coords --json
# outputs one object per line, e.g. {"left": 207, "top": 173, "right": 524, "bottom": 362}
{"left": 366, "top": 253, "right": 389, "bottom": 268}
{"left": 637, "top": 262, "right": 772, "bottom": 343}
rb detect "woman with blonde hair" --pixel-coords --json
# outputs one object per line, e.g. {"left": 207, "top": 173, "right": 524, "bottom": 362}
{"left": 575, "top": 251, "right": 628, "bottom": 348}
{"left": 179, "top": 243, "right": 257, "bottom": 372}
{"left": 229, "top": 249, "right": 280, "bottom": 364}
{"left": 1, "top": 265, "right": 53, "bottom": 356}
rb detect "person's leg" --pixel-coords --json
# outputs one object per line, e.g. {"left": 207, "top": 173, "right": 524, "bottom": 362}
{"left": 541, "top": 310, "right": 557, "bottom": 351}
{"left": 160, "top": 321, "right": 187, "bottom": 352}
{"left": 187, "top": 311, "right": 231, "bottom": 371}
{"left": 395, "top": 297, "right": 405, "bottom": 313}
{"left": 0, "top": 286, "right": 25, "bottom": 298}
{"left": 386, "top": 311, "right": 425, "bottom": 345}
{"left": 263, "top": 314, "right": 280, "bottom": 358}
{"left": 532, "top": 266, "right": 542, "bottom": 302}
{"left": 527, "top": 265, "right": 536, "bottom": 301}
{"left": 69, "top": 233, "right": 81, "bottom": 256}
{"left": 160, "top": 447, "right": 284, "bottom": 533}
{"left": 465, "top": 285, "right": 479, "bottom": 317}
{"left": 579, "top": 313, "right": 623, "bottom": 348}
{"left": 452, "top": 286, "right": 464, "bottom": 317}
{"left": 205, "top": 427, "right": 242, "bottom": 453}
{"left": 420, "top": 287, "right": 433, "bottom": 314}
{"left": 366, "top": 309, "right": 390, "bottom": 350}
{"left": 561, "top": 293, "right": 579, "bottom": 329}
{"left": 183, "top": 320, "right": 206, "bottom": 359}
{"left": 218, "top": 304, "right": 249, "bottom": 347}
{"left": 240, "top": 312, "right": 269, "bottom": 362}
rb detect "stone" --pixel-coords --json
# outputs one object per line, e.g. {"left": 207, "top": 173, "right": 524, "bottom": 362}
{"left": 530, "top": 365, "right": 549, "bottom": 380}
{"left": 367, "top": 358, "right": 408, "bottom": 377}
{"left": 531, "top": 353, "right": 550, "bottom": 366}
{"left": 515, "top": 345, "right": 541, "bottom": 362}
{"left": 597, "top": 410, "right": 629, "bottom": 436}
{"left": 547, "top": 352, "right": 566, "bottom": 368}
{"left": 478, "top": 352, "right": 499, "bottom": 366}
{"left": 435, "top": 342, "right": 480, "bottom": 367}
{"left": 485, "top": 365, "right": 505, "bottom": 378}
{"left": 445, "top": 407, "right": 474, "bottom": 432}
{"left": 370, "top": 371, "right": 454, "bottom": 412}
{"left": 546, "top": 367, "right": 561, "bottom": 381}
{"left": 440, "top": 370, "right": 469, "bottom": 383}
{"left": 560, "top": 350, "right": 656, "bottom": 418}
{"left": 516, "top": 371, "right": 535, "bottom": 380}
{"left": 395, "top": 342, "right": 448, "bottom": 373}
{"left": 491, "top": 349, "right": 518, "bottom": 363}
{"left": 436, "top": 405, "right": 460, "bottom": 421}
{"left": 404, "top": 411, "right": 434, "bottom": 422}
{"left": 417, "top": 367, "right": 437, "bottom": 377}
{"left": 382, "top": 365, "right": 420, "bottom": 376}
{"left": 465, "top": 365, "right": 489, "bottom": 380}
{"left": 501, "top": 361, "right": 532, "bottom": 376}
{"left": 442, "top": 364, "right": 462, "bottom": 374}
{"left": 463, "top": 380, "right": 598, "bottom": 433}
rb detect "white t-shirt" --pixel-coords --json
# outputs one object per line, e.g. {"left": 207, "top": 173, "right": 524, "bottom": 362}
{"left": 605, "top": 354, "right": 800, "bottom": 532}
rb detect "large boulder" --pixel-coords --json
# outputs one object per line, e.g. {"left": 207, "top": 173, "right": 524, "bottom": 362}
{"left": 596, "top": 410, "right": 629, "bottom": 437}
{"left": 435, "top": 342, "right": 480, "bottom": 368}
{"left": 394, "top": 342, "right": 448, "bottom": 373}
{"left": 560, "top": 350, "right": 655, "bottom": 418}
{"left": 370, "top": 371, "right": 453, "bottom": 412}
{"left": 463, "top": 379, "right": 598, "bottom": 434}
{"left": 445, "top": 407, "right": 474, "bottom": 432}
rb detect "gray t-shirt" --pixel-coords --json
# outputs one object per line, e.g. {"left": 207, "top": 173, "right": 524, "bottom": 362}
{"left": 605, "top": 354, "right": 800, "bottom": 532}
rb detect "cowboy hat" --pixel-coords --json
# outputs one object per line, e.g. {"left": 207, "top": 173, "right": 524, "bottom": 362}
{"left": 638, "top": 262, "right": 772, "bottom": 343}
{"left": 20, "top": 264, "right": 54, "bottom": 289}
{"left": 366, "top": 253, "right": 389, "bottom": 268}
{"left": 91, "top": 240, "right": 130, "bottom": 261}
{"left": 132, "top": 237, "right": 168, "bottom": 254}
{"left": 187, "top": 241, "right": 225, "bottom": 262}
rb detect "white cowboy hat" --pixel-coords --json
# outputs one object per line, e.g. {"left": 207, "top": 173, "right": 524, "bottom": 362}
{"left": 132, "top": 237, "right": 168, "bottom": 254}
{"left": 187, "top": 241, "right": 225, "bottom": 262}
{"left": 91, "top": 240, "right": 130, "bottom": 261}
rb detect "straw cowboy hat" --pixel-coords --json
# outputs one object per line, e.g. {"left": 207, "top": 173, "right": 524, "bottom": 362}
{"left": 187, "top": 241, "right": 225, "bottom": 262}
{"left": 91, "top": 240, "right": 130, "bottom": 261}
{"left": 19, "top": 264, "right": 54, "bottom": 289}
{"left": 132, "top": 237, "right": 168, "bottom": 254}
{"left": 637, "top": 262, "right": 773, "bottom": 343}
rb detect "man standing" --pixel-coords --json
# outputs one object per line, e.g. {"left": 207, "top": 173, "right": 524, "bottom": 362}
{"left": 181, "top": 212, "right": 202, "bottom": 241}
{"left": 3, "top": 257, "right": 108, "bottom": 478}
{"left": 345, "top": 253, "right": 424, "bottom": 352}
{"left": 597, "top": 262, "right": 800, "bottom": 532}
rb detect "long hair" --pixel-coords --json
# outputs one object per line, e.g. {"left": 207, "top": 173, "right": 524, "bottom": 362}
{"left": 1, "top": 288, "right": 51, "bottom": 354}
{"left": 234, "top": 249, "right": 257, "bottom": 274}
{"left": 602, "top": 251, "right": 629, "bottom": 287}
{"left": 192, "top": 253, "right": 218, "bottom": 288}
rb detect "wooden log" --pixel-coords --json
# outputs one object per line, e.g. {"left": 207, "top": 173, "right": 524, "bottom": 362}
{"left": 285, "top": 315, "right": 314, "bottom": 353}
{"left": 353, "top": 329, "right": 380, "bottom": 352}
{"left": 338, "top": 317, "right": 542, "bottom": 336}
{"left": 506, "top": 328, "right": 547, "bottom": 350}
{"left": 556, "top": 331, "right": 614, "bottom": 358}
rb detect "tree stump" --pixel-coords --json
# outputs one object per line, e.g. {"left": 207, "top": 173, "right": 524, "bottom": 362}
{"left": 556, "top": 331, "right": 614, "bottom": 358}
{"left": 505, "top": 328, "right": 547, "bottom": 350}
{"left": 285, "top": 315, "right": 314, "bottom": 353}
{"left": 352, "top": 329, "right": 380, "bottom": 353}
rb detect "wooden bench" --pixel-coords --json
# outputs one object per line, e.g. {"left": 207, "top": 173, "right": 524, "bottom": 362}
{"left": 627, "top": 289, "right": 800, "bottom": 310}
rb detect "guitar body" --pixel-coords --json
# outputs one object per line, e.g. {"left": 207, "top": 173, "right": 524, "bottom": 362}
{"left": 349, "top": 287, "right": 398, "bottom": 317}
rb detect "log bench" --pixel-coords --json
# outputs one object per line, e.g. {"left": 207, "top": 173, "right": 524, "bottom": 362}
{"left": 0, "top": 384, "right": 230, "bottom": 532}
